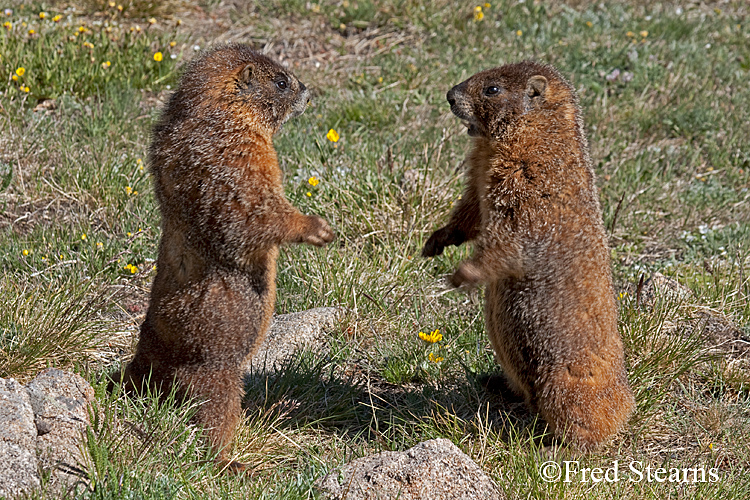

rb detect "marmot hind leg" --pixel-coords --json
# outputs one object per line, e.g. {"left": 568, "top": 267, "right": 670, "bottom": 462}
{"left": 536, "top": 365, "right": 635, "bottom": 450}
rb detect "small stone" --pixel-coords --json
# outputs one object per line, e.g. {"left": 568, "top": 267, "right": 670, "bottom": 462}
{"left": 315, "top": 438, "right": 504, "bottom": 500}
{"left": 245, "top": 307, "right": 345, "bottom": 372}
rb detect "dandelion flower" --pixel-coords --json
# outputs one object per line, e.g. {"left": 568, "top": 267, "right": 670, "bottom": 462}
{"left": 308, "top": 176, "right": 320, "bottom": 186}
{"left": 428, "top": 352, "right": 444, "bottom": 363}
{"left": 148, "top": 17, "right": 156, "bottom": 24}
{"left": 626, "top": 31, "right": 635, "bottom": 37}
{"left": 117, "top": 5, "right": 123, "bottom": 12}
{"left": 11, "top": 75, "right": 18, "bottom": 81}
{"left": 15, "top": 67, "right": 25, "bottom": 77}
{"left": 102, "top": 60, "right": 111, "bottom": 68}
{"left": 484, "top": 2, "right": 491, "bottom": 8}
{"left": 473, "top": 6, "right": 484, "bottom": 21}
{"left": 127, "top": 231, "right": 132, "bottom": 237}
{"left": 419, "top": 329, "right": 443, "bottom": 343}
{"left": 586, "top": 21, "right": 593, "bottom": 27}
{"left": 125, "top": 186, "right": 133, "bottom": 194}
{"left": 639, "top": 30, "right": 648, "bottom": 38}
{"left": 169, "top": 41, "right": 176, "bottom": 47}
{"left": 28, "top": 29, "right": 35, "bottom": 35}
{"left": 21, "top": 85, "right": 30, "bottom": 93}
{"left": 22, "top": 249, "right": 29, "bottom": 256}
{"left": 81, "top": 233, "right": 87, "bottom": 240}
{"left": 153, "top": 51, "right": 163, "bottom": 62}
{"left": 326, "top": 128, "right": 340, "bottom": 142}
{"left": 305, "top": 192, "right": 312, "bottom": 197}
{"left": 39, "top": 12, "right": 46, "bottom": 19}
{"left": 3, "top": 21, "right": 11, "bottom": 29}
{"left": 516, "top": 29, "right": 523, "bottom": 36}
{"left": 53, "top": 15, "right": 62, "bottom": 22}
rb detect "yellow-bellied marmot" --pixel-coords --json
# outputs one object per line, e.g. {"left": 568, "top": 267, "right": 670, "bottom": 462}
{"left": 121, "top": 44, "right": 334, "bottom": 469}
{"left": 423, "top": 61, "right": 634, "bottom": 450}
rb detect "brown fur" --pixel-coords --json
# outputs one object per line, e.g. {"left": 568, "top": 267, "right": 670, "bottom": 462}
{"left": 120, "top": 44, "right": 334, "bottom": 469}
{"left": 423, "top": 61, "right": 634, "bottom": 450}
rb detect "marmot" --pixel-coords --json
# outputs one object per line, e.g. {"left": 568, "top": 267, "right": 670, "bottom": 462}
{"left": 423, "top": 61, "right": 634, "bottom": 450}
{"left": 120, "top": 44, "right": 334, "bottom": 469}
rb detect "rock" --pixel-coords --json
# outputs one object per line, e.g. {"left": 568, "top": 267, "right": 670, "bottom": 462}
{"left": 26, "top": 368, "right": 95, "bottom": 493}
{"left": 637, "top": 272, "right": 693, "bottom": 307}
{"left": 0, "top": 378, "right": 40, "bottom": 498}
{"left": 315, "top": 438, "right": 504, "bottom": 500}
{"left": 0, "top": 369, "right": 94, "bottom": 499}
{"left": 246, "top": 307, "right": 345, "bottom": 371}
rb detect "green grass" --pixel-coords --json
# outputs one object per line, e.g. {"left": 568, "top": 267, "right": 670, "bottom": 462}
{"left": 1, "top": 0, "right": 749, "bottom": 498}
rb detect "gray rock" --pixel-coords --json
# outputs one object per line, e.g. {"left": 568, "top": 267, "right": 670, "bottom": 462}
{"left": 0, "top": 378, "right": 41, "bottom": 498}
{"left": 316, "top": 438, "right": 504, "bottom": 500}
{"left": 26, "top": 368, "right": 94, "bottom": 494}
{"left": 0, "top": 369, "right": 94, "bottom": 499}
{"left": 246, "top": 307, "right": 344, "bottom": 371}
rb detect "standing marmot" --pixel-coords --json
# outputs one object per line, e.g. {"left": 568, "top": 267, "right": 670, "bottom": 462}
{"left": 423, "top": 61, "right": 634, "bottom": 450}
{"left": 120, "top": 44, "right": 334, "bottom": 470}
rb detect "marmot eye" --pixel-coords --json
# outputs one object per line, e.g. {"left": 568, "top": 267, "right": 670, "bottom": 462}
{"left": 276, "top": 80, "right": 288, "bottom": 90}
{"left": 485, "top": 86, "right": 500, "bottom": 96}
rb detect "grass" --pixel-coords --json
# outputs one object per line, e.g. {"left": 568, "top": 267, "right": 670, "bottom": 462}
{"left": 1, "top": 0, "right": 749, "bottom": 498}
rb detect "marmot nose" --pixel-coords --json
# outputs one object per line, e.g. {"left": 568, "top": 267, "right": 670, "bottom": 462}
{"left": 446, "top": 89, "right": 456, "bottom": 107}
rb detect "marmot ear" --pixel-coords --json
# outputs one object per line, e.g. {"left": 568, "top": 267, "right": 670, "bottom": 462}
{"left": 239, "top": 63, "right": 254, "bottom": 84}
{"left": 526, "top": 75, "right": 547, "bottom": 98}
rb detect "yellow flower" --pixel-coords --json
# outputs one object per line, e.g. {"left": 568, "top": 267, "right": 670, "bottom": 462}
{"left": 78, "top": 26, "right": 86, "bottom": 33}
{"left": 81, "top": 233, "right": 87, "bottom": 240}
{"left": 148, "top": 17, "right": 156, "bottom": 25}
{"left": 169, "top": 41, "right": 176, "bottom": 47}
{"left": 484, "top": 2, "right": 491, "bottom": 8}
{"left": 308, "top": 176, "right": 320, "bottom": 187}
{"left": 11, "top": 75, "right": 17, "bottom": 81}
{"left": 22, "top": 249, "right": 29, "bottom": 256}
{"left": 96, "top": 242, "right": 103, "bottom": 248}
{"left": 428, "top": 352, "right": 444, "bottom": 363}
{"left": 125, "top": 186, "right": 133, "bottom": 194}
{"left": 127, "top": 231, "right": 132, "bottom": 237}
{"left": 618, "top": 291, "right": 628, "bottom": 300}
{"left": 473, "top": 6, "right": 484, "bottom": 21}
{"left": 28, "top": 29, "right": 35, "bottom": 35}
{"left": 117, "top": 4, "right": 123, "bottom": 12}
{"left": 626, "top": 31, "right": 635, "bottom": 37}
{"left": 39, "top": 12, "right": 47, "bottom": 19}
{"left": 586, "top": 21, "right": 593, "bottom": 27}
{"left": 109, "top": 1, "right": 116, "bottom": 7}
{"left": 21, "top": 85, "right": 30, "bottom": 93}
{"left": 516, "top": 29, "right": 523, "bottom": 36}
{"left": 153, "top": 51, "right": 163, "bottom": 62}
{"left": 83, "top": 41, "right": 94, "bottom": 49}
{"left": 419, "top": 329, "right": 443, "bottom": 343}
{"left": 15, "top": 67, "right": 25, "bottom": 76}
{"left": 639, "top": 30, "right": 648, "bottom": 38}
{"left": 53, "top": 15, "right": 62, "bottom": 22}
{"left": 326, "top": 128, "right": 340, "bottom": 142}
{"left": 102, "top": 60, "right": 111, "bottom": 68}
{"left": 3, "top": 21, "right": 10, "bottom": 29}
{"left": 305, "top": 191, "right": 312, "bottom": 197}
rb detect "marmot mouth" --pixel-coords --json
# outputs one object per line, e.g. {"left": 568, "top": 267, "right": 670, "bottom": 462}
{"left": 461, "top": 120, "right": 482, "bottom": 137}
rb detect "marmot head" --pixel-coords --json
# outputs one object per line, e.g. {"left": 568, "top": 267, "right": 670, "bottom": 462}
{"left": 447, "top": 61, "right": 574, "bottom": 140}
{"left": 173, "top": 44, "right": 310, "bottom": 135}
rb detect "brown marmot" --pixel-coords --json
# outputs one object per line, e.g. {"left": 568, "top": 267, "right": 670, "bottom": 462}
{"left": 423, "top": 61, "right": 634, "bottom": 450}
{"left": 120, "top": 44, "right": 334, "bottom": 470}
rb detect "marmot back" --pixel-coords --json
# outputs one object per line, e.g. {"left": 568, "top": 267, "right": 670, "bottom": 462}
{"left": 423, "top": 61, "right": 634, "bottom": 450}
{"left": 120, "top": 44, "right": 334, "bottom": 471}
